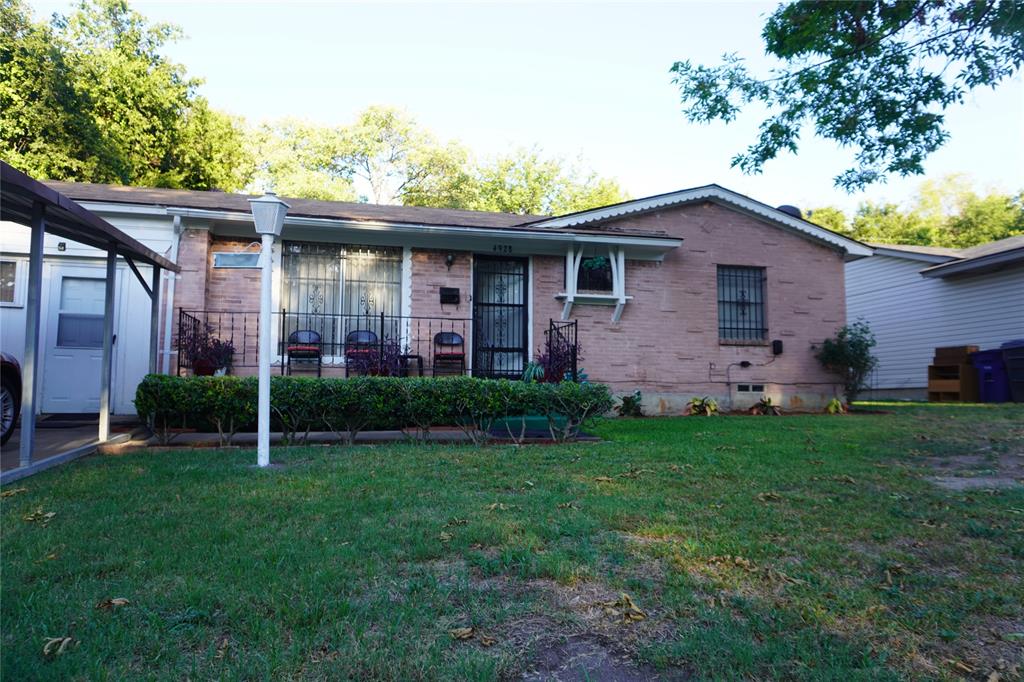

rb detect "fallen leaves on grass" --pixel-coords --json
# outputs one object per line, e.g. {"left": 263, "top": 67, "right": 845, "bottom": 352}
{"left": 485, "top": 502, "right": 510, "bottom": 511}
{"left": 439, "top": 532, "right": 453, "bottom": 543}
{"left": 600, "top": 593, "right": 646, "bottom": 624}
{"left": 810, "top": 474, "right": 856, "bottom": 484}
{"left": 445, "top": 518, "right": 468, "bottom": 527}
{"left": 95, "top": 597, "right": 130, "bottom": 610}
{"left": 23, "top": 508, "right": 55, "bottom": 526}
{"left": 1, "top": 487, "right": 28, "bottom": 498}
{"left": 214, "top": 635, "right": 231, "bottom": 660}
{"left": 42, "top": 637, "right": 74, "bottom": 657}
{"left": 945, "top": 659, "right": 975, "bottom": 675}
{"left": 557, "top": 502, "right": 579, "bottom": 510}
{"left": 756, "top": 492, "right": 782, "bottom": 502}
{"left": 594, "top": 476, "right": 615, "bottom": 483}
{"left": 618, "top": 468, "right": 653, "bottom": 479}
{"left": 448, "top": 627, "right": 499, "bottom": 646}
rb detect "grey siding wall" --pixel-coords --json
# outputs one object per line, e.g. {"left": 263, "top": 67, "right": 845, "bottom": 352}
{"left": 845, "top": 255, "right": 1024, "bottom": 390}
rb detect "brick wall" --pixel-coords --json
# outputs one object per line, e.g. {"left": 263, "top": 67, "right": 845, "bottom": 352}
{"left": 170, "top": 204, "right": 846, "bottom": 409}
{"left": 532, "top": 202, "right": 846, "bottom": 412}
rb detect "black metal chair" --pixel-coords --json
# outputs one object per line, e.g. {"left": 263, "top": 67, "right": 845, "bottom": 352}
{"left": 344, "top": 329, "right": 379, "bottom": 377}
{"left": 432, "top": 331, "right": 466, "bottom": 376}
{"left": 286, "top": 330, "right": 322, "bottom": 376}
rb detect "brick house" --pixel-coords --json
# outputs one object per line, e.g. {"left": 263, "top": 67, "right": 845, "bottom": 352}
{"left": 1, "top": 182, "right": 870, "bottom": 415}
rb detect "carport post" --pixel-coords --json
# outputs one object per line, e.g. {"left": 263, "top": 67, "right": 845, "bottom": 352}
{"left": 19, "top": 201, "right": 46, "bottom": 468}
{"left": 98, "top": 247, "right": 117, "bottom": 442}
{"left": 149, "top": 265, "right": 161, "bottom": 374}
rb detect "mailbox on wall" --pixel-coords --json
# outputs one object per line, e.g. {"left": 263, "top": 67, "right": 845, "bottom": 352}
{"left": 440, "top": 287, "right": 460, "bottom": 305}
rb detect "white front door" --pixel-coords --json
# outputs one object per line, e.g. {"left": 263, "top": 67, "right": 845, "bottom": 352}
{"left": 42, "top": 266, "right": 115, "bottom": 413}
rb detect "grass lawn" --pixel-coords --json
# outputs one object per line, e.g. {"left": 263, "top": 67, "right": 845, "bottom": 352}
{"left": 2, "top": 404, "right": 1023, "bottom": 680}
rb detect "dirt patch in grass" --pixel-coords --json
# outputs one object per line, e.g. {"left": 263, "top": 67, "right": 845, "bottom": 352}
{"left": 521, "top": 632, "right": 688, "bottom": 681}
{"left": 921, "top": 615, "right": 1024, "bottom": 681}
{"left": 424, "top": 557, "right": 689, "bottom": 680}
{"left": 919, "top": 451, "right": 1024, "bottom": 491}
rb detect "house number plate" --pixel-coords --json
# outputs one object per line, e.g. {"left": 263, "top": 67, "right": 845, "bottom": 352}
{"left": 492, "top": 244, "right": 513, "bottom": 254}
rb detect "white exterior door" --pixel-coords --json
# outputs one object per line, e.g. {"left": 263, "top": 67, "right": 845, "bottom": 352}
{"left": 41, "top": 265, "right": 115, "bottom": 413}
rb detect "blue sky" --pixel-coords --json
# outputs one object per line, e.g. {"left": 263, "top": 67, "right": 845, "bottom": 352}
{"left": 31, "top": 1, "right": 1024, "bottom": 212}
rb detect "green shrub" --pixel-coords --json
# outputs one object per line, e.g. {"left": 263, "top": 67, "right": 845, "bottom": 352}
{"left": 540, "top": 381, "right": 616, "bottom": 442}
{"left": 134, "top": 375, "right": 613, "bottom": 444}
{"left": 201, "top": 376, "right": 257, "bottom": 446}
{"left": 816, "top": 321, "right": 878, "bottom": 403}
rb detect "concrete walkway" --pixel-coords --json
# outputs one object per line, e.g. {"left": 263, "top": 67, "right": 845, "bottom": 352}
{"left": 0, "top": 416, "right": 138, "bottom": 483}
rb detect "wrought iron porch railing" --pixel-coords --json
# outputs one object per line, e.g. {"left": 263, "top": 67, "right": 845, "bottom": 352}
{"left": 176, "top": 310, "right": 580, "bottom": 382}
{"left": 177, "top": 309, "right": 473, "bottom": 377}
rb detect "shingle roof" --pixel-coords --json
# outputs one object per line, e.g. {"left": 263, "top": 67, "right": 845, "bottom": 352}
{"left": 957, "top": 235, "right": 1024, "bottom": 259}
{"left": 44, "top": 181, "right": 543, "bottom": 229}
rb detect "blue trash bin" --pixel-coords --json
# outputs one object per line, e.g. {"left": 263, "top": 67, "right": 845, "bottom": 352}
{"left": 1002, "top": 339, "right": 1024, "bottom": 403}
{"left": 971, "top": 350, "right": 1011, "bottom": 403}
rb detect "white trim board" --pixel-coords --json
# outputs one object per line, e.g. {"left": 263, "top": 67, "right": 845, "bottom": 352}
{"left": 527, "top": 185, "right": 873, "bottom": 261}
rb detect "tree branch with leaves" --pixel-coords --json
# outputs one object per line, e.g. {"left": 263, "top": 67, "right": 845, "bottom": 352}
{"left": 670, "top": 1, "right": 1024, "bottom": 191}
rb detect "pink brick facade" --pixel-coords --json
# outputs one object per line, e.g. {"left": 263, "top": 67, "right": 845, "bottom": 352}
{"left": 531, "top": 202, "right": 846, "bottom": 412}
{"left": 175, "top": 201, "right": 846, "bottom": 410}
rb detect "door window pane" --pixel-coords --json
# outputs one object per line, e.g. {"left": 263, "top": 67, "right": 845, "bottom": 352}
{"left": 57, "top": 277, "right": 105, "bottom": 348}
{"left": 0, "top": 261, "right": 16, "bottom": 304}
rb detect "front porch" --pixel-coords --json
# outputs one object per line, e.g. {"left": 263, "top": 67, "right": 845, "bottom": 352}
{"left": 176, "top": 309, "right": 578, "bottom": 381}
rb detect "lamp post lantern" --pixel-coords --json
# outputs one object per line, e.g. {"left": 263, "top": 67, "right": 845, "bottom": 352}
{"left": 249, "top": 192, "right": 289, "bottom": 467}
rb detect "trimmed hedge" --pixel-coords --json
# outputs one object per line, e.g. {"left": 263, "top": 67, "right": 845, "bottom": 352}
{"left": 134, "top": 374, "right": 614, "bottom": 445}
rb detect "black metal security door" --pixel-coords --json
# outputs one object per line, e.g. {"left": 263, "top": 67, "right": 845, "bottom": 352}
{"left": 473, "top": 256, "right": 528, "bottom": 379}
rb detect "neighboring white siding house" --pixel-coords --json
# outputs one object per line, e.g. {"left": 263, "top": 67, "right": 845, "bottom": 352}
{"left": 0, "top": 210, "right": 177, "bottom": 415}
{"left": 846, "top": 239, "right": 1024, "bottom": 398}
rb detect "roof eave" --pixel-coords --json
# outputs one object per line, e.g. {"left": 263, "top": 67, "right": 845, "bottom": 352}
{"left": 920, "top": 248, "right": 1024, "bottom": 278}
{"left": 869, "top": 246, "right": 958, "bottom": 264}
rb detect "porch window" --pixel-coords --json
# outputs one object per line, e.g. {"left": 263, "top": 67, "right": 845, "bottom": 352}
{"left": 577, "top": 256, "right": 613, "bottom": 292}
{"left": 280, "top": 242, "right": 402, "bottom": 354}
{"left": 717, "top": 265, "right": 766, "bottom": 342}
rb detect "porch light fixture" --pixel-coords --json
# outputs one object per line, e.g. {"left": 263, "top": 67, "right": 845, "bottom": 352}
{"left": 249, "top": 191, "right": 290, "bottom": 468}
{"left": 445, "top": 252, "right": 456, "bottom": 270}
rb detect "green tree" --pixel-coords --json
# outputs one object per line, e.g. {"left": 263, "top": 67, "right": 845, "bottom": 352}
{"left": 0, "top": 0, "right": 250, "bottom": 190}
{"left": 466, "top": 149, "right": 629, "bottom": 215}
{"left": 942, "top": 191, "right": 1024, "bottom": 247}
{"left": 806, "top": 206, "right": 849, "bottom": 234}
{"left": 0, "top": 0, "right": 102, "bottom": 180}
{"left": 330, "top": 106, "right": 474, "bottom": 206}
{"left": 670, "top": 1, "right": 1024, "bottom": 191}
{"left": 806, "top": 175, "right": 1024, "bottom": 247}
{"left": 849, "top": 202, "right": 936, "bottom": 245}
{"left": 247, "top": 119, "right": 357, "bottom": 201}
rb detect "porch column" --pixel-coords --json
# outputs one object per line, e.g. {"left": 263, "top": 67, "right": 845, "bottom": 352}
{"left": 18, "top": 201, "right": 46, "bottom": 468}
{"left": 149, "top": 265, "right": 161, "bottom": 374}
{"left": 98, "top": 247, "right": 117, "bottom": 442}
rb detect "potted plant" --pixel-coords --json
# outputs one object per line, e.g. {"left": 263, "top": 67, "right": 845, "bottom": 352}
{"left": 182, "top": 324, "right": 235, "bottom": 376}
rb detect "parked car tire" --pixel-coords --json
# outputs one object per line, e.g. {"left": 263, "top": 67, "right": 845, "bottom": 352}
{"left": 1, "top": 353, "right": 22, "bottom": 447}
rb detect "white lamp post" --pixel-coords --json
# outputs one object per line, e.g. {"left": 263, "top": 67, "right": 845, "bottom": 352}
{"left": 249, "top": 192, "right": 289, "bottom": 467}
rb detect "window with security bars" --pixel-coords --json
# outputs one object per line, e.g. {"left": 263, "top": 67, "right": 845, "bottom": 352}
{"left": 717, "top": 266, "right": 766, "bottom": 341}
{"left": 280, "top": 242, "right": 402, "bottom": 354}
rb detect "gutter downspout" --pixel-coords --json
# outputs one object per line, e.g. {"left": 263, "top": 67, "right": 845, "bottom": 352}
{"left": 161, "top": 215, "right": 182, "bottom": 374}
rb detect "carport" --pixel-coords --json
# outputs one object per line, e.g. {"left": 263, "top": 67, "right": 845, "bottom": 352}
{"left": 1, "top": 162, "right": 179, "bottom": 483}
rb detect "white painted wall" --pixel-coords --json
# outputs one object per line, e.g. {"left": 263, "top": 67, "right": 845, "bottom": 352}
{"left": 846, "top": 254, "right": 1024, "bottom": 391}
{"left": 0, "top": 213, "right": 176, "bottom": 414}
